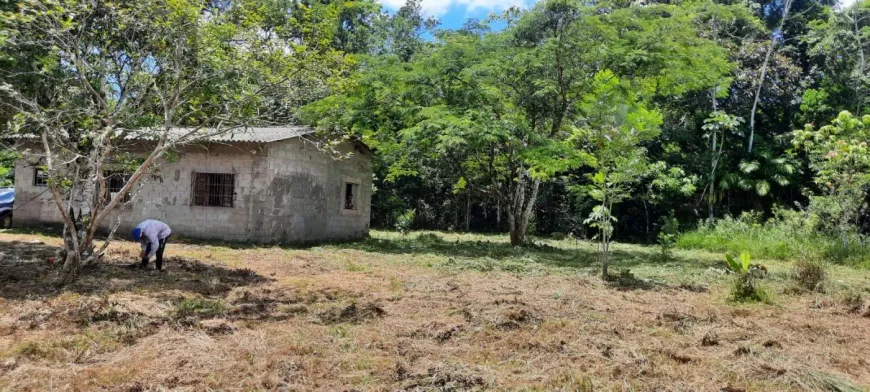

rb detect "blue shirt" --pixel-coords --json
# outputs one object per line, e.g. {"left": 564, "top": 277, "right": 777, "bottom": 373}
{"left": 136, "top": 220, "right": 172, "bottom": 257}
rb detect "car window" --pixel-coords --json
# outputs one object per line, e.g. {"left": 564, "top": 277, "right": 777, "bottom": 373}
{"left": 0, "top": 190, "right": 13, "bottom": 203}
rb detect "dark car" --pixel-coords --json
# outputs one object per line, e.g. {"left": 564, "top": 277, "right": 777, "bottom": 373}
{"left": 0, "top": 188, "right": 13, "bottom": 229}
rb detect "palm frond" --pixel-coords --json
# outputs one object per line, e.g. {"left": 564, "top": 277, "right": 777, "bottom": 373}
{"left": 755, "top": 181, "right": 771, "bottom": 196}
{"left": 739, "top": 160, "right": 760, "bottom": 174}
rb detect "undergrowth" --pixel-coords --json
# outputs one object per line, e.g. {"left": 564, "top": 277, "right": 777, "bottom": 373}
{"left": 173, "top": 297, "right": 227, "bottom": 319}
{"left": 678, "top": 210, "right": 870, "bottom": 267}
{"left": 725, "top": 252, "right": 772, "bottom": 304}
{"left": 791, "top": 259, "right": 828, "bottom": 293}
{"left": 729, "top": 278, "right": 773, "bottom": 303}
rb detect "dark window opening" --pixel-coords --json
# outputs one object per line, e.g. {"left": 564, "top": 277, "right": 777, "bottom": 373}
{"left": 344, "top": 182, "right": 358, "bottom": 210}
{"left": 105, "top": 172, "right": 130, "bottom": 202}
{"left": 33, "top": 169, "right": 48, "bottom": 186}
{"left": 192, "top": 173, "right": 235, "bottom": 207}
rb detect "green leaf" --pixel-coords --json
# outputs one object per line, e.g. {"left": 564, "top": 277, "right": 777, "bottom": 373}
{"left": 725, "top": 253, "right": 741, "bottom": 272}
{"left": 740, "top": 252, "right": 751, "bottom": 271}
{"left": 755, "top": 181, "right": 771, "bottom": 196}
{"left": 739, "top": 160, "right": 760, "bottom": 174}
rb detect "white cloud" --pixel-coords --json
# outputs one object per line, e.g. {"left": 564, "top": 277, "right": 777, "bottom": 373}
{"left": 379, "top": 0, "right": 533, "bottom": 17}
{"left": 838, "top": 0, "right": 859, "bottom": 8}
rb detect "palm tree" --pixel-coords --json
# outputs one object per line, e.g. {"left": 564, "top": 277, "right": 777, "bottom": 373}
{"left": 718, "top": 150, "right": 796, "bottom": 209}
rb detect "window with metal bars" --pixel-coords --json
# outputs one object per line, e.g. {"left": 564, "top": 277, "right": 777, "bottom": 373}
{"left": 192, "top": 173, "right": 235, "bottom": 207}
{"left": 33, "top": 169, "right": 48, "bottom": 186}
{"left": 104, "top": 172, "right": 130, "bottom": 202}
{"left": 344, "top": 182, "right": 359, "bottom": 210}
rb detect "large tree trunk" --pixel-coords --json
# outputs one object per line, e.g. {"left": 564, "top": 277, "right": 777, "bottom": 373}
{"left": 506, "top": 173, "right": 541, "bottom": 246}
{"left": 57, "top": 160, "right": 100, "bottom": 283}
{"left": 42, "top": 128, "right": 167, "bottom": 284}
{"left": 465, "top": 192, "right": 471, "bottom": 232}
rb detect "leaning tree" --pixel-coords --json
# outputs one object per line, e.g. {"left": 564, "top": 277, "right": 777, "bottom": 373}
{"left": 0, "top": 0, "right": 354, "bottom": 283}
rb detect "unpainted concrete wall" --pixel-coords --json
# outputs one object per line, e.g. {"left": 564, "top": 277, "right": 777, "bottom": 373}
{"left": 251, "top": 138, "right": 372, "bottom": 243}
{"left": 12, "top": 139, "right": 372, "bottom": 243}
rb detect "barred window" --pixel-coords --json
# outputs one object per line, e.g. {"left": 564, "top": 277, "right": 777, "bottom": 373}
{"left": 344, "top": 182, "right": 359, "bottom": 210}
{"left": 33, "top": 169, "right": 48, "bottom": 186}
{"left": 192, "top": 173, "right": 235, "bottom": 207}
{"left": 105, "top": 172, "right": 130, "bottom": 202}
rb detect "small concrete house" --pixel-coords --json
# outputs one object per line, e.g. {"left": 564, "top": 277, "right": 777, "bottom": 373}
{"left": 13, "top": 127, "right": 372, "bottom": 243}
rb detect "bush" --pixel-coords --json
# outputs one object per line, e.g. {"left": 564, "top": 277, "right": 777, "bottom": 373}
{"left": 791, "top": 259, "right": 828, "bottom": 293}
{"left": 656, "top": 211, "right": 679, "bottom": 260}
{"left": 395, "top": 209, "right": 416, "bottom": 235}
{"left": 724, "top": 252, "right": 772, "bottom": 303}
{"left": 677, "top": 208, "right": 870, "bottom": 266}
{"left": 729, "top": 278, "right": 772, "bottom": 303}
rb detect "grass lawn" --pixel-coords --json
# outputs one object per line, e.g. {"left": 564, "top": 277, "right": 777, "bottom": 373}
{"left": 0, "top": 229, "right": 869, "bottom": 391}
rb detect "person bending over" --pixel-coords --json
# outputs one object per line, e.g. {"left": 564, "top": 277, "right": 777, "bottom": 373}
{"left": 132, "top": 219, "right": 172, "bottom": 271}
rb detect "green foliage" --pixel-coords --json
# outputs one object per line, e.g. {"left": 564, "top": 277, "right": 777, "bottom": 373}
{"left": 723, "top": 251, "right": 771, "bottom": 303}
{"left": 0, "top": 0, "right": 370, "bottom": 280}
{"left": 720, "top": 152, "right": 795, "bottom": 197}
{"left": 0, "top": 149, "right": 17, "bottom": 186}
{"left": 803, "top": 1, "right": 870, "bottom": 116}
{"left": 395, "top": 209, "right": 416, "bottom": 235}
{"left": 703, "top": 111, "right": 745, "bottom": 135}
{"left": 724, "top": 252, "right": 752, "bottom": 274}
{"left": 173, "top": 297, "right": 227, "bottom": 319}
{"left": 575, "top": 71, "right": 665, "bottom": 276}
{"left": 729, "top": 277, "right": 772, "bottom": 303}
{"left": 657, "top": 212, "right": 680, "bottom": 260}
{"left": 678, "top": 209, "right": 870, "bottom": 267}
{"left": 305, "top": 0, "right": 731, "bottom": 245}
{"left": 4, "top": 0, "right": 868, "bottom": 271}
{"left": 793, "top": 111, "right": 870, "bottom": 253}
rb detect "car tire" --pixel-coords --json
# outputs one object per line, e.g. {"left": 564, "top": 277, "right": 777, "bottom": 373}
{"left": 0, "top": 213, "right": 11, "bottom": 229}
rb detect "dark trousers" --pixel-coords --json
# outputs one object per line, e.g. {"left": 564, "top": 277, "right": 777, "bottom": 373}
{"left": 141, "top": 236, "right": 169, "bottom": 270}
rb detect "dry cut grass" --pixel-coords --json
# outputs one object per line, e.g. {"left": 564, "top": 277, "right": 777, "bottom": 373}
{"left": 0, "top": 230, "right": 869, "bottom": 391}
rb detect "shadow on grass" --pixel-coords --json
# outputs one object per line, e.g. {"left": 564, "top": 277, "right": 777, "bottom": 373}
{"left": 0, "top": 240, "right": 270, "bottom": 300}
{"left": 335, "top": 233, "right": 718, "bottom": 275}
{"left": 1, "top": 228, "right": 720, "bottom": 295}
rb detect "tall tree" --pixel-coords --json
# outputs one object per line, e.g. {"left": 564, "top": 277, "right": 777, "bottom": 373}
{"left": 748, "top": 0, "right": 794, "bottom": 153}
{"left": 804, "top": 0, "right": 870, "bottom": 117}
{"left": 306, "top": 0, "right": 731, "bottom": 245}
{"left": 0, "top": 0, "right": 353, "bottom": 282}
{"left": 793, "top": 111, "right": 870, "bottom": 251}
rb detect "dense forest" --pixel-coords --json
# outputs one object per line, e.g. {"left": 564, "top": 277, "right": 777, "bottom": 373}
{"left": 299, "top": 0, "right": 870, "bottom": 253}
{"left": 1, "top": 0, "right": 869, "bottom": 259}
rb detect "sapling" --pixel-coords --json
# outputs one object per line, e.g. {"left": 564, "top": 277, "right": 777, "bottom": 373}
{"left": 724, "top": 252, "right": 770, "bottom": 302}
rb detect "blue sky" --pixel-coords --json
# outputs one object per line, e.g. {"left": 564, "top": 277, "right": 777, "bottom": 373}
{"left": 379, "top": 0, "right": 861, "bottom": 30}
{"left": 378, "top": 0, "right": 539, "bottom": 30}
